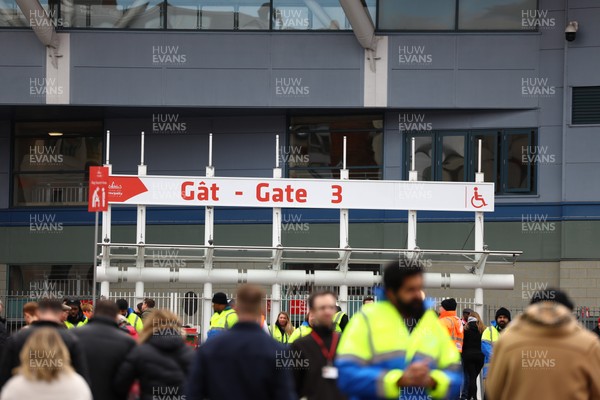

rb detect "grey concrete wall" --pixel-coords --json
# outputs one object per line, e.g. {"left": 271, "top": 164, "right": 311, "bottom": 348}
{"left": 562, "top": 0, "right": 600, "bottom": 201}
{"left": 70, "top": 32, "right": 363, "bottom": 107}
{"left": 0, "top": 32, "right": 45, "bottom": 105}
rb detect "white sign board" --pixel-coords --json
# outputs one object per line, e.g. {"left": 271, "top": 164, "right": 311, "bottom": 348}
{"left": 107, "top": 175, "right": 494, "bottom": 212}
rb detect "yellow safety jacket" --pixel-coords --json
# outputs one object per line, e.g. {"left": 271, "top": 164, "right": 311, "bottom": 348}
{"left": 335, "top": 300, "right": 462, "bottom": 400}
{"left": 207, "top": 307, "right": 237, "bottom": 339}
{"left": 481, "top": 324, "right": 500, "bottom": 379}
{"left": 127, "top": 312, "right": 144, "bottom": 333}
{"left": 269, "top": 324, "right": 292, "bottom": 344}
{"left": 333, "top": 311, "right": 347, "bottom": 332}
{"left": 64, "top": 317, "right": 88, "bottom": 329}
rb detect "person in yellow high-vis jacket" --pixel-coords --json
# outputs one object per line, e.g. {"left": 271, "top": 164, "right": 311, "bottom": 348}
{"left": 207, "top": 292, "right": 237, "bottom": 340}
{"left": 336, "top": 261, "right": 462, "bottom": 400}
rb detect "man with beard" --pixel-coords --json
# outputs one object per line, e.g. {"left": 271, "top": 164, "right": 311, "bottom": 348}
{"left": 291, "top": 290, "right": 346, "bottom": 400}
{"left": 481, "top": 307, "right": 510, "bottom": 385}
{"left": 64, "top": 299, "right": 89, "bottom": 329}
{"left": 335, "top": 260, "right": 462, "bottom": 400}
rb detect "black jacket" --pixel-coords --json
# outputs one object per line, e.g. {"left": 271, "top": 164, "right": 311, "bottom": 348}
{"left": 291, "top": 326, "right": 346, "bottom": 400}
{"left": 462, "top": 321, "right": 484, "bottom": 358}
{"left": 593, "top": 325, "right": 600, "bottom": 339}
{"left": 72, "top": 316, "right": 137, "bottom": 400}
{"left": 0, "top": 320, "right": 90, "bottom": 388}
{"left": 0, "top": 317, "right": 8, "bottom": 356}
{"left": 185, "top": 321, "right": 297, "bottom": 400}
{"left": 114, "top": 330, "right": 193, "bottom": 400}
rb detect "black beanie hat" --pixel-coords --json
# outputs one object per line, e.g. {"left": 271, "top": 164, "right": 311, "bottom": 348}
{"left": 212, "top": 292, "right": 228, "bottom": 305}
{"left": 495, "top": 307, "right": 512, "bottom": 322}
{"left": 530, "top": 288, "right": 574, "bottom": 311}
{"left": 441, "top": 298, "right": 457, "bottom": 311}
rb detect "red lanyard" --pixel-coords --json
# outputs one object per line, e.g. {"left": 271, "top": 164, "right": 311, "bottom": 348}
{"left": 310, "top": 331, "right": 339, "bottom": 363}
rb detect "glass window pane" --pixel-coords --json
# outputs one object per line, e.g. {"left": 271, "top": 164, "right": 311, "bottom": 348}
{"left": 288, "top": 115, "right": 383, "bottom": 180}
{"left": 14, "top": 172, "right": 89, "bottom": 206}
{"left": 1, "top": 0, "right": 59, "bottom": 27}
{"left": 239, "top": 4, "right": 271, "bottom": 30}
{"left": 68, "top": 0, "right": 163, "bottom": 29}
{"left": 440, "top": 135, "right": 465, "bottom": 181}
{"left": 378, "top": 0, "right": 456, "bottom": 30}
{"left": 273, "top": 0, "right": 348, "bottom": 30}
{"left": 459, "top": 0, "right": 538, "bottom": 30}
{"left": 409, "top": 135, "right": 434, "bottom": 181}
{"left": 472, "top": 133, "right": 498, "bottom": 187}
{"left": 505, "top": 132, "right": 532, "bottom": 191}
{"left": 12, "top": 121, "right": 103, "bottom": 206}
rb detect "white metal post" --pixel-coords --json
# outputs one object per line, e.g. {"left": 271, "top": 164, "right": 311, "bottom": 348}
{"left": 99, "top": 130, "right": 112, "bottom": 298}
{"left": 474, "top": 139, "right": 486, "bottom": 400}
{"left": 135, "top": 132, "right": 147, "bottom": 305}
{"left": 271, "top": 135, "right": 283, "bottom": 327}
{"left": 474, "top": 139, "right": 485, "bottom": 318}
{"left": 339, "top": 136, "right": 349, "bottom": 312}
{"left": 203, "top": 133, "right": 215, "bottom": 340}
{"left": 407, "top": 137, "right": 418, "bottom": 250}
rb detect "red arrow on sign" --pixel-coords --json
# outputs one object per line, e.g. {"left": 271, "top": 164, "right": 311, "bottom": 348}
{"left": 107, "top": 176, "right": 148, "bottom": 202}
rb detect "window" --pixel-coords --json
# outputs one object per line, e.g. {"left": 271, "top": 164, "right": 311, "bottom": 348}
{"left": 378, "top": 0, "right": 539, "bottom": 31}
{"left": 8, "top": 264, "right": 94, "bottom": 295}
{"left": 0, "top": 0, "right": 352, "bottom": 30}
{"left": 378, "top": 0, "right": 456, "bottom": 31}
{"left": 287, "top": 115, "right": 383, "bottom": 180}
{"left": 572, "top": 86, "right": 600, "bottom": 125}
{"left": 404, "top": 129, "right": 537, "bottom": 195}
{"left": 458, "top": 0, "right": 538, "bottom": 30}
{"left": 12, "top": 121, "right": 103, "bottom": 207}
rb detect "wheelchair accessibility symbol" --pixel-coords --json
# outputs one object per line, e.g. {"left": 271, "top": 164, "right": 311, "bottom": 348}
{"left": 471, "top": 187, "right": 488, "bottom": 209}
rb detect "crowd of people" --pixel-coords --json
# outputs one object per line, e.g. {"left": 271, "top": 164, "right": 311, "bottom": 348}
{"left": 0, "top": 258, "right": 598, "bottom": 399}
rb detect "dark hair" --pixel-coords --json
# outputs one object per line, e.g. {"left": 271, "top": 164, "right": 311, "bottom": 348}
{"left": 143, "top": 298, "right": 155, "bottom": 308}
{"left": 38, "top": 298, "right": 63, "bottom": 312}
{"left": 116, "top": 299, "right": 128, "bottom": 311}
{"left": 383, "top": 259, "right": 425, "bottom": 292}
{"left": 136, "top": 302, "right": 143, "bottom": 312}
{"left": 308, "top": 290, "right": 337, "bottom": 311}
{"left": 362, "top": 296, "right": 374, "bottom": 304}
{"left": 530, "top": 288, "right": 574, "bottom": 311}
{"left": 94, "top": 300, "right": 119, "bottom": 318}
{"left": 235, "top": 284, "right": 264, "bottom": 316}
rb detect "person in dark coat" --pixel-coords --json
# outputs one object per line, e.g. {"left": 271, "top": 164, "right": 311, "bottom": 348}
{"left": 592, "top": 317, "right": 600, "bottom": 340}
{"left": 0, "top": 298, "right": 90, "bottom": 389}
{"left": 291, "top": 291, "right": 346, "bottom": 400}
{"left": 0, "top": 301, "right": 8, "bottom": 355}
{"left": 114, "top": 309, "right": 193, "bottom": 400}
{"left": 185, "top": 284, "right": 296, "bottom": 400}
{"left": 72, "top": 300, "right": 136, "bottom": 400}
{"left": 461, "top": 312, "right": 485, "bottom": 400}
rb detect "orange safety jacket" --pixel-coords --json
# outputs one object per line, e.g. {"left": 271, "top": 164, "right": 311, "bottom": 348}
{"left": 439, "top": 310, "right": 464, "bottom": 353}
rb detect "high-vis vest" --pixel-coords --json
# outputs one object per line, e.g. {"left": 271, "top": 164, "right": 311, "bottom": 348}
{"left": 64, "top": 317, "right": 88, "bottom": 329}
{"left": 127, "top": 312, "right": 144, "bottom": 333}
{"left": 333, "top": 311, "right": 346, "bottom": 332}
{"left": 288, "top": 325, "right": 312, "bottom": 343}
{"left": 270, "top": 325, "right": 291, "bottom": 344}
{"left": 335, "top": 301, "right": 462, "bottom": 400}
{"left": 481, "top": 324, "right": 500, "bottom": 379}
{"left": 207, "top": 308, "right": 238, "bottom": 339}
{"left": 439, "top": 311, "right": 464, "bottom": 353}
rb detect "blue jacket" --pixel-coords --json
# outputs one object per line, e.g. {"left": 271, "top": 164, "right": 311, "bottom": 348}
{"left": 185, "top": 322, "right": 297, "bottom": 400}
{"left": 481, "top": 322, "right": 500, "bottom": 379}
